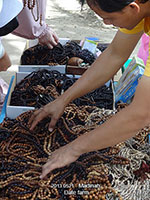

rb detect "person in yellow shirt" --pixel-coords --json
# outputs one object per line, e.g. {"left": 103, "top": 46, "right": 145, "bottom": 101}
{"left": 29, "top": 0, "right": 150, "bottom": 179}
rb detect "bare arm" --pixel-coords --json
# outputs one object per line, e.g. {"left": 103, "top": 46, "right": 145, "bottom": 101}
{"left": 55, "top": 30, "right": 143, "bottom": 104}
{"left": 29, "top": 30, "right": 143, "bottom": 130}
{"left": 41, "top": 75, "right": 150, "bottom": 179}
{"left": 31, "top": 30, "right": 149, "bottom": 178}
{"left": 72, "top": 75, "right": 150, "bottom": 154}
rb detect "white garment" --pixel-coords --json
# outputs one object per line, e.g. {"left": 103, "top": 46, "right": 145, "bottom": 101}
{"left": 0, "top": 0, "right": 23, "bottom": 28}
{"left": 0, "top": 39, "right": 5, "bottom": 58}
{"left": 0, "top": 77, "right": 8, "bottom": 113}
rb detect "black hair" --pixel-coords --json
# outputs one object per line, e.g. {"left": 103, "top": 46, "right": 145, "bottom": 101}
{"left": 87, "top": 0, "right": 149, "bottom": 12}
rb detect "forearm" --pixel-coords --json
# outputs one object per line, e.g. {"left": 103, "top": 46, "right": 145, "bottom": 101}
{"left": 61, "top": 47, "right": 124, "bottom": 105}
{"left": 60, "top": 31, "right": 142, "bottom": 106}
{"left": 72, "top": 103, "right": 147, "bottom": 155}
{"left": 72, "top": 76, "right": 150, "bottom": 155}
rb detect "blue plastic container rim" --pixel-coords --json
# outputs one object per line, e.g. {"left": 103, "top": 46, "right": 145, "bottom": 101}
{"left": 0, "top": 75, "right": 15, "bottom": 123}
{"left": 85, "top": 37, "right": 100, "bottom": 41}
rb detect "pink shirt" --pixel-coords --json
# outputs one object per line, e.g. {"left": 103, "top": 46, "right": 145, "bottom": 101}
{"left": 12, "top": 0, "right": 47, "bottom": 39}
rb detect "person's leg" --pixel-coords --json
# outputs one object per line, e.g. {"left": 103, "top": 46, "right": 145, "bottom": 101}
{"left": 0, "top": 40, "right": 11, "bottom": 71}
{"left": 0, "top": 52, "right": 11, "bottom": 71}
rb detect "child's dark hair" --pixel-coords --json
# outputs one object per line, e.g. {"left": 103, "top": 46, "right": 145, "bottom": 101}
{"left": 87, "top": 0, "right": 149, "bottom": 12}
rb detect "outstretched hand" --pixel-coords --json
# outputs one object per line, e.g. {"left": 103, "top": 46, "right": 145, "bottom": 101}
{"left": 38, "top": 25, "right": 59, "bottom": 49}
{"left": 40, "top": 143, "right": 80, "bottom": 179}
{"left": 29, "top": 98, "right": 65, "bottom": 131}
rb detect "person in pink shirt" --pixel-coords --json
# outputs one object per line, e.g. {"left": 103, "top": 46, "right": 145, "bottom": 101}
{"left": 0, "top": 0, "right": 23, "bottom": 71}
{"left": 0, "top": 0, "right": 59, "bottom": 71}
{"left": 137, "top": 33, "right": 150, "bottom": 65}
{"left": 13, "top": 0, "right": 59, "bottom": 49}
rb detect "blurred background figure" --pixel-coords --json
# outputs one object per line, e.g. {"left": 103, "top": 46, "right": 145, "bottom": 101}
{"left": 0, "top": 0, "right": 23, "bottom": 111}
{"left": 0, "top": 0, "right": 23, "bottom": 71}
{"left": 0, "top": 0, "right": 59, "bottom": 71}
{"left": 79, "top": 0, "right": 85, "bottom": 10}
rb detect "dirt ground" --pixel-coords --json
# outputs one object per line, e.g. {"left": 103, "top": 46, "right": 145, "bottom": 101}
{"left": 47, "top": 0, "right": 117, "bottom": 42}
{"left": 2, "top": 0, "right": 140, "bottom": 66}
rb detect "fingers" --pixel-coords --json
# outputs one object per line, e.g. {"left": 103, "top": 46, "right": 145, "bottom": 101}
{"left": 29, "top": 108, "right": 48, "bottom": 130}
{"left": 46, "top": 43, "right": 54, "bottom": 49}
{"left": 40, "top": 160, "right": 55, "bottom": 179}
{"left": 47, "top": 26, "right": 59, "bottom": 46}
{"left": 48, "top": 33, "right": 58, "bottom": 47}
{"left": 29, "top": 108, "right": 58, "bottom": 131}
{"left": 48, "top": 117, "right": 57, "bottom": 132}
{"left": 39, "top": 35, "right": 58, "bottom": 49}
{"left": 28, "top": 99, "right": 63, "bottom": 131}
{"left": 39, "top": 144, "right": 80, "bottom": 179}
{"left": 53, "top": 32, "right": 59, "bottom": 44}
{"left": 39, "top": 27, "right": 59, "bottom": 49}
{"left": 47, "top": 40, "right": 57, "bottom": 48}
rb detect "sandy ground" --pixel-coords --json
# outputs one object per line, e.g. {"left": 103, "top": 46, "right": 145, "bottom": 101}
{"left": 46, "top": 0, "right": 118, "bottom": 41}
{"left": 0, "top": 0, "right": 140, "bottom": 83}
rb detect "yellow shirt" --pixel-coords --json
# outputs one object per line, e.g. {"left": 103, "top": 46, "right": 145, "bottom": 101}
{"left": 120, "top": 17, "right": 150, "bottom": 77}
